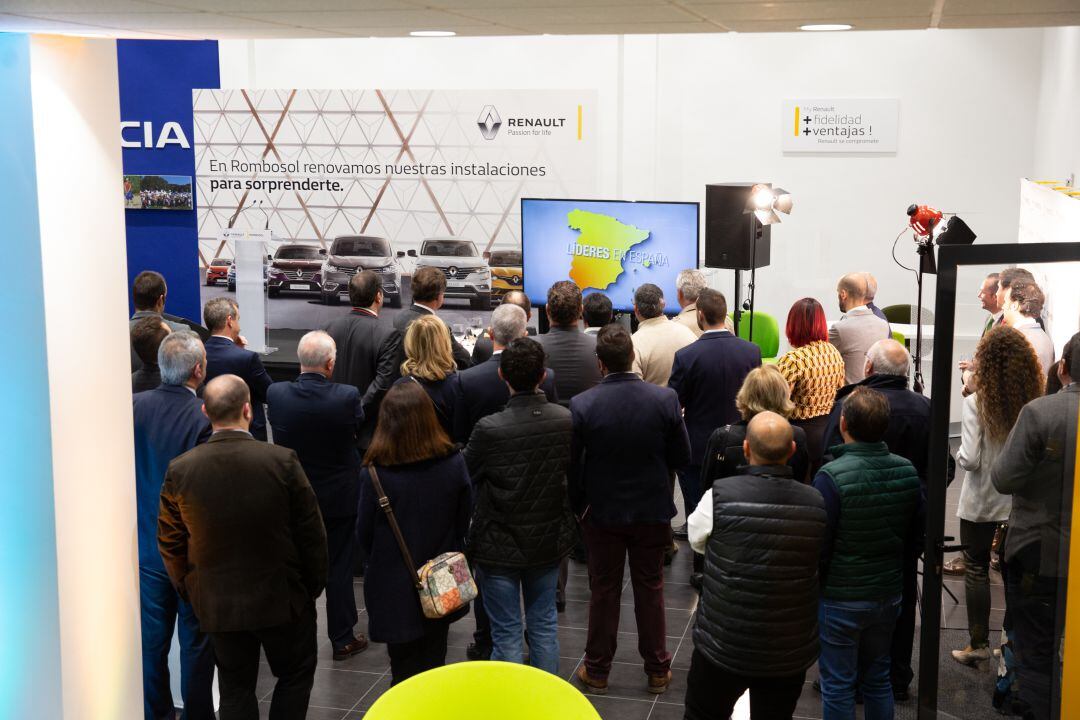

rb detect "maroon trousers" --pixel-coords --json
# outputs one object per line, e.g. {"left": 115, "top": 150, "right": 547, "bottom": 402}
{"left": 583, "top": 520, "right": 672, "bottom": 678}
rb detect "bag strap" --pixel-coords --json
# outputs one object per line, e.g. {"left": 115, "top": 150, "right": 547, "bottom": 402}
{"left": 367, "top": 465, "right": 423, "bottom": 591}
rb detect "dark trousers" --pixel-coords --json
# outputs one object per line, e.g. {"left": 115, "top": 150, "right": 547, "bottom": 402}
{"left": 792, "top": 415, "right": 828, "bottom": 480}
{"left": 1005, "top": 548, "right": 1063, "bottom": 720}
{"left": 324, "top": 515, "right": 359, "bottom": 650}
{"left": 140, "top": 565, "right": 215, "bottom": 720}
{"left": 678, "top": 466, "right": 705, "bottom": 573}
{"left": 684, "top": 648, "right": 806, "bottom": 720}
{"left": 387, "top": 623, "right": 450, "bottom": 686}
{"left": 210, "top": 600, "right": 318, "bottom": 720}
{"left": 889, "top": 549, "right": 918, "bottom": 691}
{"left": 582, "top": 520, "right": 672, "bottom": 678}
{"left": 960, "top": 519, "right": 998, "bottom": 648}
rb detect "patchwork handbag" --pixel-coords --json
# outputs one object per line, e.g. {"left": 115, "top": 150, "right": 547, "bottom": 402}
{"left": 367, "top": 465, "right": 477, "bottom": 619}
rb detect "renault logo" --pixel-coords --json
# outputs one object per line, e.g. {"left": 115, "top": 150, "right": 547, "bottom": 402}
{"left": 477, "top": 105, "right": 501, "bottom": 140}
{"left": 448, "top": 266, "right": 459, "bottom": 278}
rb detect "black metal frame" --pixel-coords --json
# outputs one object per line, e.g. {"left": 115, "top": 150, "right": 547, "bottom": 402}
{"left": 919, "top": 241, "right": 1080, "bottom": 719}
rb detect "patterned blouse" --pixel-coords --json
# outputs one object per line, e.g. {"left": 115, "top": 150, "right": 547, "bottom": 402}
{"left": 776, "top": 340, "right": 846, "bottom": 420}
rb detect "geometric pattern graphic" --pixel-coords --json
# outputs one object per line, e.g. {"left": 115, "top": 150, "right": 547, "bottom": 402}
{"left": 194, "top": 89, "right": 597, "bottom": 268}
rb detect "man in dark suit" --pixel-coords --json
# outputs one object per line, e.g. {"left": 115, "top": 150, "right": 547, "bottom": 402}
{"left": 130, "top": 270, "right": 190, "bottom": 372}
{"left": 583, "top": 292, "right": 613, "bottom": 336}
{"left": 131, "top": 315, "right": 171, "bottom": 393}
{"left": 324, "top": 270, "right": 403, "bottom": 450}
{"left": 537, "top": 280, "right": 602, "bottom": 405}
{"left": 455, "top": 303, "right": 558, "bottom": 444}
{"left": 132, "top": 332, "right": 214, "bottom": 720}
{"left": 267, "top": 330, "right": 368, "bottom": 662}
{"left": 992, "top": 334, "right": 1079, "bottom": 720}
{"left": 668, "top": 288, "right": 761, "bottom": 584}
{"left": 159, "top": 375, "right": 327, "bottom": 720}
{"left": 570, "top": 324, "right": 691, "bottom": 696}
{"left": 394, "top": 265, "right": 472, "bottom": 370}
{"left": 471, "top": 290, "right": 536, "bottom": 364}
{"left": 202, "top": 297, "right": 273, "bottom": 441}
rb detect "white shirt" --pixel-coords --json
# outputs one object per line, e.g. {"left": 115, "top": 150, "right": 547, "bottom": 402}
{"left": 687, "top": 489, "right": 714, "bottom": 554}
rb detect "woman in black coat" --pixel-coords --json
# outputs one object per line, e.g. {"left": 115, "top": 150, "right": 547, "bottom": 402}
{"left": 392, "top": 314, "right": 461, "bottom": 437}
{"left": 357, "top": 381, "right": 473, "bottom": 685}
{"left": 701, "top": 365, "right": 811, "bottom": 487}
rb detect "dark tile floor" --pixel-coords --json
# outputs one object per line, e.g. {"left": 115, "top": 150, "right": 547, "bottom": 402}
{"left": 253, "top": 458, "right": 1008, "bottom": 720}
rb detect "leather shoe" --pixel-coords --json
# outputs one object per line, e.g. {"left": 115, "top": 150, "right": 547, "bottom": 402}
{"left": 332, "top": 635, "right": 369, "bottom": 661}
{"left": 673, "top": 523, "right": 689, "bottom": 540}
{"left": 466, "top": 642, "right": 492, "bottom": 661}
{"left": 576, "top": 665, "right": 608, "bottom": 695}
{"left": 943, "top": 556, "right": 966, "bottom": 576}
{"left": 690, "top": 573, "right": 703, "bottom": 592}
{"left": 647, "top": 670, "right": 673, "bottom": 694}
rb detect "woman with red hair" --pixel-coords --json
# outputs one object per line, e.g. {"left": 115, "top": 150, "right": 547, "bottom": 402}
{"left": 775, "top": 297, "right": 846, "bottom": 473}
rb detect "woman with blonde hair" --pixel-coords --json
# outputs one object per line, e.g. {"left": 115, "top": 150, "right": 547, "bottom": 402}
{"left": 951, "top": 325, "right": 1043, "bottom": 666}
{"left": 701, "top": 364, "right": 811, "bottom": 485}
{"left": 393, "top": 314, "right": 460, "bottom": 436}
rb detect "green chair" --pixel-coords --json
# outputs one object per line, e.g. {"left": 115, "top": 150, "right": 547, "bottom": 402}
{"left": 736, "top": 310, "right": 780, "bottom": 361}
{"left": 882, "top": 304, "right": 913, "bottom": 324}
{"left": 365, "top": 661, "right": 601, "bottom": 720}
{"left": 891, "top": 330, "right": 907, "bottom": 346}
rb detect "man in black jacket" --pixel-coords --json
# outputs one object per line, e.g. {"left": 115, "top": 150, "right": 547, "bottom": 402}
{"left": 570, "top": 324, "right": 691, "bottom": 696}
{"left": 470, "top": 290, "right": 536, "bottom": 364}
{"left": 324, "top": 270, "right": 402, "bottom": 449}
{"left": 464, "top": 338, "right": 577, "bottom": 674}
{"left": 159, "top": 375, "right": 327, "bottom": 720}
{"left": 821, "top": 337, "right": 929, "bottom": 699}
{"left": 203, "top": 297, "right": 274, "bottom": 441}
{"left": 394, "top": 265, "right": 472, "bottom": 370}
{"left": 685, "top": 411, "right": 826, "bottom": 719}
{"left": 131, "top": 315, "right": 170, "bottom": 393}
{"left": 267, "top": 330, "right": 368, "bottom": 662}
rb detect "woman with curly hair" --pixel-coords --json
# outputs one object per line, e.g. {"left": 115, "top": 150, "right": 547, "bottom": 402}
{"left": 951, "top": 325, "right": 1044, "bottom": 665}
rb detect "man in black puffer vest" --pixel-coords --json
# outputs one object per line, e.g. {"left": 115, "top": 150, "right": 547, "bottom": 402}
{"left": 464, "top": 337, "right": 577, "bottom": 674}
{"left": 685, "top": 411, "right": 826, "bottom": 719}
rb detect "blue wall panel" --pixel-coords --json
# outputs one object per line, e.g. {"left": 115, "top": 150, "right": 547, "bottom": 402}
{"left": 0, "top": 32, "right": 63, "bottom": 719}
{"left": 118, "top": 39, "right": 219, "bottom": 324}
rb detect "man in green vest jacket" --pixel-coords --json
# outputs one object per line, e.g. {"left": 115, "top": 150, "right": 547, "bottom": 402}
{"left": 812, "top": 387, "right": 921, "bottom": 720}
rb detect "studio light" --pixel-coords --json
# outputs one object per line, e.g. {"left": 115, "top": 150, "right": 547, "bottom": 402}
{"left": 745, "top": 183, "right": 793, "bottom": 225}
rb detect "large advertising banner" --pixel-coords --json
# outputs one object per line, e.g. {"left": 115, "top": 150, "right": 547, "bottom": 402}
{"left": 193, "top": 88, "right": 598, "bottom": 330}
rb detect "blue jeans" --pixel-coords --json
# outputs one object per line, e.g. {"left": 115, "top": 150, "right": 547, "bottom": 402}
{"left": 478, "top": 563, "right": 560, "bottom": 674}
{"left": 140, "top": 565, "right": 215, "bottom": 720}
{"left": 818, "top": 595, "right": 902, "bottom": 720}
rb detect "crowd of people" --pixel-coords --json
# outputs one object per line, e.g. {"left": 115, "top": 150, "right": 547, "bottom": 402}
{"left": 128, "top": 265, "right": 1077, "bottom": 720}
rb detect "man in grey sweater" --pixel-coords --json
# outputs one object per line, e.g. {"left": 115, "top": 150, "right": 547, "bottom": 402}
{"left": 829, "top": 273, "right": 891, "bottom": 385}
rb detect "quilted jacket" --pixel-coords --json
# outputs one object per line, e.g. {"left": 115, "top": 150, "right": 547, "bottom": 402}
{"left": 463, "top": 392, "right": 578, "bottom": 568}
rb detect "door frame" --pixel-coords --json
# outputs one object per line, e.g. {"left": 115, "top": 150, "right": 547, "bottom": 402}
{"left": 918, "top": 241, "right": 1080, "bottom": 718}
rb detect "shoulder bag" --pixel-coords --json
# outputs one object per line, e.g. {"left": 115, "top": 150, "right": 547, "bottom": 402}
{"left": 367, "top": 464, "right": 476, "bottom": 619}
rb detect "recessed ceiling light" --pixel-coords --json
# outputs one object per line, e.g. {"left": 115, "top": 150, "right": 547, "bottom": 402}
{"left": 799, "top": 23, "right": 852, "bottom": 31}
{"left": 410, "top": 30, "right": 456, "bottom": 37}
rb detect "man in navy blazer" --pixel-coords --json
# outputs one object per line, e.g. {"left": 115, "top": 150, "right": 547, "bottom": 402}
{"left": 668, "top": 289, "right": 761, "bottom": 584}
{"left": 267, "top": 330, "right": 369, "bottom": 661}
{"left": 202, "top": 297, "right": 273, "bottom": 440}
{"left": 132, "top": 332, "right": 215, "bottom": 720}
{"left": 455, "top": 302, "right": 558, "bottom": 443}
{"left": 569, "top": 324, "right": 691, "bottom": 696}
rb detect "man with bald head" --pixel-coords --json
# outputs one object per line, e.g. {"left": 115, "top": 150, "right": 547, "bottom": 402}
{"left": 830, "top": 272, "right": 891, "bottom": 384}
{"left": 268, "top": 331, "right": 369, "bottom": 661}
{"left": 862, "top": 272, "right": 889, "bottom": 326}
{"left": 821, "top": 338, "right": 930, "bottom": 699}
{"left": 159, "top": 374, "right": 328, "bottom": 719}
{"left": 686, "top": 411, "right": 826, "bottom": 719}
{"left": 471, "top": 290, "right": 537, "bottom": 364}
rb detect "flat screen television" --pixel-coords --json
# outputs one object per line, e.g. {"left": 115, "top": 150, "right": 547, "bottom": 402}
{"left": 521, "top": 198, "right": 700, "bottom": 314}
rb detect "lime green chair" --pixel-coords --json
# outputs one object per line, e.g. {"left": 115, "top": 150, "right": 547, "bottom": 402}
{"left": 736, "top": 311, "right": 780, "bottom": 361}
{"left": 891, "top": 330, "right": 907, "bottom": 346}
{"left": 365, "top": 661, "right": 601, "bottom": 720}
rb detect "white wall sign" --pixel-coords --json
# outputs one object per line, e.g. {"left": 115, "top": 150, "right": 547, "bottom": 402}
{"left": 782, "top": 99, "right": 899, "bottom": 153}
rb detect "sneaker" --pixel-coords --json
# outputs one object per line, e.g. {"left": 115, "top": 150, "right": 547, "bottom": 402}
{"left": 332, "top": 635, "right": 369, "bottom": 660}
{"left": 952, "top": 645, "right": 992, "bottom": 666}
{"left": 647, "top": 670, "right": 673, "bottom": 694}
{"left": 466, "top": 642, "right": 492, "bottom": 661}
{"left": 943, "top": 557, "right": 966, "bottom": 576}
{"left": 576, "top": 665, "right": 608, "bottom": 695}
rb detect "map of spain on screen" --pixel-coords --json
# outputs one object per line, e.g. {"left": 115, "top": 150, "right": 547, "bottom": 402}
{"left": 566, "top": 209, "right": 651, "bottom": 290}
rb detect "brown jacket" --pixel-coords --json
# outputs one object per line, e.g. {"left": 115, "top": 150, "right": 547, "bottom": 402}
{"left": 158, "top": 430, "right": 327, "bottom": 632}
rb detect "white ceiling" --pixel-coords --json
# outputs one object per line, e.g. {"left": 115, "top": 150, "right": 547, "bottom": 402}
{"left": 1, "top": 0, "right": 1077, "bottom": 38}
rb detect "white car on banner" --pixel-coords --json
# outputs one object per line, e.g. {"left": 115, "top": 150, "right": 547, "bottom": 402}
{"left": 408, "top": 237, "right": 492, "bottom": 310}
